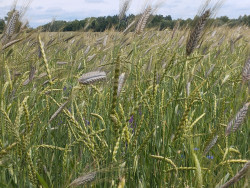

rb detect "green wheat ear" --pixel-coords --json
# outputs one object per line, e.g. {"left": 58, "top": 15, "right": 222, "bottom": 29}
{"left": 192, "top": 152, "right": 203, "bottom": 188}
{"left": 110, "top": 52, "right": 121, "bottom": 116}
{"left": 38, "top": 35, "right": 53, "bottom": 85}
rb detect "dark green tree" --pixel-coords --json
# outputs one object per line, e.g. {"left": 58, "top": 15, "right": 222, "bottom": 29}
{"left": 0, "top": 19, "right": 5, "bottom": 33}
{"left": 37, "top": 14, "right": 250, "bottom": 32}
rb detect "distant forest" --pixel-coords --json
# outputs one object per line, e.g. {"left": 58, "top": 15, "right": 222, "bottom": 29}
{"left": 1, "top": 14, "right": 250, "bottom": 33}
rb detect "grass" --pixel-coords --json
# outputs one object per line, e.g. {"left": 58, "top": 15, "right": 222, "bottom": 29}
{"left": 0, "top": 25, "right": 249, "bottom": 187}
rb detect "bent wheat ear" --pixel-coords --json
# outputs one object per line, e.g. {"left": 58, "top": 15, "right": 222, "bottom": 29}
{"left": 69, "top": 172, "right": 96, "bottom": 187}
{"left": 225, "top": 102, "right": 249, "bottom": 136}
{"left": 1, "top": 38, "right": 23, "bottom": 50}
{"left": 49, "top": 101, "right": 68, "bottom": 123}
{"left": 186, "top": 10, "right": 211, "bottom": 56}
{"left": 242, "top": 57, "right": 250, "bottom": 82}
{"left": 78, "top": 71, "right": 106, "bottom": 85}
{"left": 220, "top": 161, "right": 250, "bottom": 188}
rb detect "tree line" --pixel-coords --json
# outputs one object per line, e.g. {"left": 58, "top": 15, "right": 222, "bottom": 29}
{"left": 0, "top": 14, "right": 250, "bottom": 33}
{"left": 38, "top": 14, "right": 250, "bottom": 32}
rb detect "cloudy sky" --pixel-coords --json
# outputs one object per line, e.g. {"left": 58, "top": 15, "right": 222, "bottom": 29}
{"left": 0, "top": 0, "right": 249, "bottom": 27}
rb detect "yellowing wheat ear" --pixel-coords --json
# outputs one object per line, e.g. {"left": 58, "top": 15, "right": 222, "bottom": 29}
{"left": 78, "top": 71, "right": 106, "bottom": 85}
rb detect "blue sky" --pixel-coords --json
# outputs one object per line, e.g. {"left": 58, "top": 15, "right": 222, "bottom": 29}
{"left": 0, "top": 0, "right": 249, "bottom": 27}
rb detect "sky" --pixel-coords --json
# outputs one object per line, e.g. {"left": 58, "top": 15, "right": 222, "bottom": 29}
{"left": 0, "top": 0, "right": 249, "bottom": 28}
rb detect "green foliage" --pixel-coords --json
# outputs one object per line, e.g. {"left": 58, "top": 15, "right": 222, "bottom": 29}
{"left": 34, "top": 14, "right": 250, "bottom": 32}
{"left": 0, "top": 19, "right": 5, "bottom": 33}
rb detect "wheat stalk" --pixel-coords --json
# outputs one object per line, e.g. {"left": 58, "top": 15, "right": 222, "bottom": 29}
{"left": 171, "top": 21, "right": 180, "bottom": 39}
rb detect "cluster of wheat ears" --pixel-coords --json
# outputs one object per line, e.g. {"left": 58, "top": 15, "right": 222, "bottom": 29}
{"left": 0, "top": 0, "right": 249, "bottom": 187}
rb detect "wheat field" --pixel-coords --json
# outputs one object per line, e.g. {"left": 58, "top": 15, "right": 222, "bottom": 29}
{"left": 0, "top": 1, "right": 250, "bottom": 187}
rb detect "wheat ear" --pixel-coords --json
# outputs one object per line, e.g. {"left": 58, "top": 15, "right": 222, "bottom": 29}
{"left": 117, "top": 73, "right": 125, "bottom": 97}
{"left": 5, "top": 10, "right": 20, "bottom": 37}
{"left": 69, "top": 172, "right": 96, "bottom": 187}
{"left": 203, "top": 135, "right": 219, "bottom": 155}
{"left": 220, "top": 161, "right": 250, "bottom": 188}
{"left": 242, "top": 57, "right": 250, "bottom": 83}
{"left": 49, "top": 101, "right": 68, "bottom": 123}
{"left": 225, "top": 102, "right": 249, "bottom": 136}
{"left": 78, "top": 71, "right": 106, "bottom": 85}
{"left": 119, "top": 0, "right": 132, "bottom": 20}
{"left": 186, "top": 10, "right": 211, "bottom": 56}
{"left": 135, "top": 6, "right": 152, "bottom": 34}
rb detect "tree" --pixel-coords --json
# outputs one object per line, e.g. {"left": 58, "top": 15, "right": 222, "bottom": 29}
{"left": 0, "top": 19, "right": 5, "bottom": 33}
{"left": 220, "top": 16, "right": 229, "bottom": 23}
{"left": 36, "top": 14, "right": 250, "bottom": 32}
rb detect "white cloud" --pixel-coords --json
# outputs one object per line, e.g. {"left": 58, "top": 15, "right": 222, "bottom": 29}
{"left": 0, "top": 0, "right": 249, "bottom": 27}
